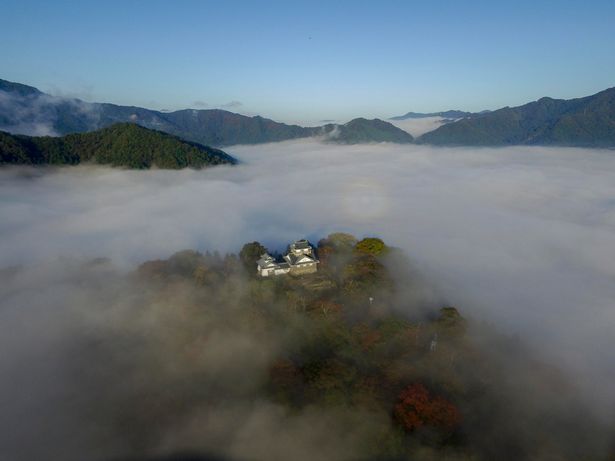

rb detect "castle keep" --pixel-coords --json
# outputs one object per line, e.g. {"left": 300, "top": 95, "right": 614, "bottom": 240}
{"left": 256, "top": 239, "right": 319, "bottom": 277}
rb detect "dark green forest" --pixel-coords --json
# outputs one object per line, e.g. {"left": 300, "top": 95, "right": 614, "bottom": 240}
{"left": 321, "top": 118, "right": 414, "bottom": 144}
{"left": 419, "top": 87, "right": 615, "bottom": 147}
{"left": 0, "top": 123, "right": 236, "bottom": 169}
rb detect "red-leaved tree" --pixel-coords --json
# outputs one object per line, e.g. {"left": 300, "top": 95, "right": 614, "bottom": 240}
{"left": 394, "top": 383, "right": 460, "bottom": 432}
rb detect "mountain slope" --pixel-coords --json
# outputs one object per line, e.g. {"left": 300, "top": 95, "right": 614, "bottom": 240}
{"left": 0, "top": 78, "right": 413, "bottom": 146}
{"left": 157, "top": 109, "right": 314, "bottom": 145}
{"left": 0, "top": 78, "right": 317, "bottom": 146}
{"left": 0, "top": 123, "right": 236, "bottom": 169}
{"left": 419, "top": 87, "right": 615, "bottom": 147}
{"left": 0, "top": 79, "right": 42, "bottom": 97}
{"left": 8, "top": 77, "right": 614, "bottom": 148}
{"left": 92, "top": 104, "right": 316, "bottom": 146}
{"left": 323, "top": 118, "right": 414, "bottom": 144}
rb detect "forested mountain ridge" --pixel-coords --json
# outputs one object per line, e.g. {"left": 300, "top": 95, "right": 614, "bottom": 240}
{"left": 0, "top": 78, "right": 414, "bottom": 146}
{"left": 322, "top": 117, "right": 414, "bottom": 144}
{"left": 0, "top": 123, "right": 236, "bottom": 169}
{"left": 93, "top": 105, "right": 316, "bottom": 146}
{"left": 418, "top": 87, "right": 615, "bottom": 147}
{"left": 3, "top": 77, "right": 615, "bottom": 147}
{"left": 0, "top": 79, "right": 42, "bottom": 97}
{"left": 0, "top": 78, "right": 320, "bottom": 146}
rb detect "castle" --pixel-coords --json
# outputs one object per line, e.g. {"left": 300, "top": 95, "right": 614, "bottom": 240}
{"left": 256, "top": 239, "right": 319, "bottom": 277}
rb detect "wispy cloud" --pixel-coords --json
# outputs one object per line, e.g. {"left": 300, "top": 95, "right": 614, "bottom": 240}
{"left": 192, "top": 100, "right": 209, "bottom": 108}
{"left": 220, "top": 100, "right": 243, "bottom": 109}
{"left": 0, "top": 90, "right": 100, "bottom": 136}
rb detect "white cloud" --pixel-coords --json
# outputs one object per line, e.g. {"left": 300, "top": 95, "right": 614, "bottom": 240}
{"left": 388, "top": 116, "right": 451, "bottom": 137}
{"left": 220, "top": 100, "right": 243, "bottom": 109}
{"left": 192, "top": 100, "right": 209, "bottom": 108}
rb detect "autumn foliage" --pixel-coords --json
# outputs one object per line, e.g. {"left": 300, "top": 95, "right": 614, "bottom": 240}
{"left": 270, "top": 359, "right": 302, "bottom": 390}
{"left": 355, "top": 237, "right": 386, "bottom": 255}
{"left": 394, "top": 383, "right": 460, "bottom": 433}
{"left": 352, "top": 323, "right": 383, "bottom": 351}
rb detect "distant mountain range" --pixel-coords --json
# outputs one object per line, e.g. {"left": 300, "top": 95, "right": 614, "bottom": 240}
{"left": 2, "top": 78, "right": 615, "bottom": 148}
{"left": 0, "top": 78, "right": 312, "bottom": 146}
{"left": 0, "top": 123, "right": 236, "bottom": 169}
{"left": 418, "top": 88, "right": 615, "bottom": 147}
{"left": 0, "top": 78, "right": 410, "bottom": 147}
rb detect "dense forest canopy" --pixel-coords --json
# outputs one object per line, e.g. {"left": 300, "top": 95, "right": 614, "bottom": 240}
{"left": 418, "top": 87, "right": 615, "bottom": 147}
{"left": 0, "top": 123, "right": 236, "bottom": 169}
{"left": 2, "top": 233, "right": 606, "bottom": 461}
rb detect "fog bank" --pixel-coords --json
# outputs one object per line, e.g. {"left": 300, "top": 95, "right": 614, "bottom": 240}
{"left": 2, "top": 140, "right": 615, "bottom": 429}
{"left": 388, "top": 116, "right": 450, "bottom": 137}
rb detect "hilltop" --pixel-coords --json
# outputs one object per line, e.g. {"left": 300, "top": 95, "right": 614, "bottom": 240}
{"left": 322, "top": 117, "right": 414, "bottom": 144}
{"left": 1, "top": 232, "right": 611, "bottom": 460}
{"left": 0, "top": 123, "right": 236, "bottom": 169}
{"left": 120, "top": 232, "right": 608, "bottom": 460}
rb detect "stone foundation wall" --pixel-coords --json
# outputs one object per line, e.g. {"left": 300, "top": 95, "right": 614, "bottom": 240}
{"left": 289, "top": 264, "right": 317, "bottom": 275}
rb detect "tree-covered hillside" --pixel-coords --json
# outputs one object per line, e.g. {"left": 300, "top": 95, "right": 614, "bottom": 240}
{"left": 0, "top": 79, "right": 42, "bottom": 97}
{"left": 419, "top": 87, "right": 615, "bottom": 147}
{"left": 2, "top": 233, "right": 611, "bottom": 460}
{"left": 112, "top": 233, "right": 609, "bottom": 460}
{"left": 0, "top": 123, "right": 236, "bottom": 169}
{"left": 322, "top": 118, "right": 414, "bottom": 144}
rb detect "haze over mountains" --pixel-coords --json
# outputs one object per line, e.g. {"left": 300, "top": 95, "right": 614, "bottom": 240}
{"left": 1, "top": 77, "right": 615, "bottom": 148}
{"left": 0, "top": 78, "right": 412, "bottom": 147}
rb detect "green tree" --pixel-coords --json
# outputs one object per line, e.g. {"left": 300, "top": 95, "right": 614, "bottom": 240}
{"left": 322, "top": 232, "right": 358, "bottom": 252}
{"left": 239, "top": 241, "right": 268, "bottom": 274}
{"left": 436, "top": 306, "right": 467, "bottom": 338}
{"left": 355, "top": 237, "right": 387, "bottom": 256}
{"left": 193, "top": 264, "right": 210, "bottom": 285}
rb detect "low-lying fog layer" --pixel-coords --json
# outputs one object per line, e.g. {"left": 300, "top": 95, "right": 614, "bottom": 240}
{"left": 1, "top": 141, "right": 615, "bottom": 457}
{"left": 388, "top": 116, "right": 450, "bottom": 137}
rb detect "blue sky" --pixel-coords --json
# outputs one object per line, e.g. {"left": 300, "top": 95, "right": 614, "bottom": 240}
{"left": 2, "top": 0, "right": 615, "bottom": 123}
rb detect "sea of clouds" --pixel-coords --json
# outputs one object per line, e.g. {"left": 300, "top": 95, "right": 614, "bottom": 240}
{"left": 1, "top": 140, "right": 615, "bottom": 457}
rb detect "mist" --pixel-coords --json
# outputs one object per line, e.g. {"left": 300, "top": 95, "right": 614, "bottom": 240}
{"left": 0, "top": 89, "right": 97, "bottom": 136}
{"left": 2, "top": 140, "right": 615, "bottom": 459}
{"left": 388, "top": 117, "right": 450, "bottom": 137}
